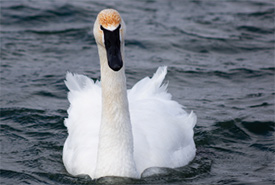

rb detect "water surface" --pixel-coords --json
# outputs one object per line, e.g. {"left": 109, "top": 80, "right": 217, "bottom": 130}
{"left": 1, "top": 0, "right": 274, "bottom": 184}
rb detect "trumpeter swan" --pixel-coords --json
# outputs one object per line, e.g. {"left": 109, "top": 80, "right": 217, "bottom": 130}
{"left": 63, "top": 9, "right": 197, "bottom": 179}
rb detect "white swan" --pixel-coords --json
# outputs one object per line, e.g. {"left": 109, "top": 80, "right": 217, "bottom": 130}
{"left": 63, "top": 9, "right": 197, "bottom": 179}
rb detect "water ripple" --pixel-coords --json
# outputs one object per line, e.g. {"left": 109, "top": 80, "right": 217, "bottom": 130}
{"left": 1, "top": 0, "right": 274, "bottom": 184}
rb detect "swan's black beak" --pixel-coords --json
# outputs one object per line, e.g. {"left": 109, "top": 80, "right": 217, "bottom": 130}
{"left": 101, "top": 25, "right": 123, "bottom": 72}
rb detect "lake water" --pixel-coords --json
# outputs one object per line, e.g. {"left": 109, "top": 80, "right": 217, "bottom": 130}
{"left": 1, "top": 0, "right": 274, "bottom": 184}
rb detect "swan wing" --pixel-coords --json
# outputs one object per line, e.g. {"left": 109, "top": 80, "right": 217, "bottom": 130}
{"left": 128, "top": 66, "right": 197, "bottom": 174}
{"left": 63, "top": 72, "right": 101, "bottom": 178}
{"left": 128, "top": 66, "right": 171, "bottom": 101}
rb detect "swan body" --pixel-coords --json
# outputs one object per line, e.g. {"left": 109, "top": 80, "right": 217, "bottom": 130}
{"left": 63, "top": 9, "right": 197, "bottom": 179}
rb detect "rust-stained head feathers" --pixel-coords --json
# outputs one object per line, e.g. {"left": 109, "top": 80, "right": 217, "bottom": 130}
{"left": 98, "top": 9, "right": 121, "bottom": 30}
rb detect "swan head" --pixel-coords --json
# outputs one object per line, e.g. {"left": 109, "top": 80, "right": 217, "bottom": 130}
{"left": 93, "top": 9, "right": 126, "bottom": 72}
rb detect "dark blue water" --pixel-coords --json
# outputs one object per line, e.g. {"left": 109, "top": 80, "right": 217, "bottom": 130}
{"left": 1, "top": 0, "right": 274, "bottom": 184}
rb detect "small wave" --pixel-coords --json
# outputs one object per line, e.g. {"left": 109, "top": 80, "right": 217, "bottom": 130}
{"left": 33, "top": 90, "right": 64, "bottom": 99}
{"left": 34, "top": 172, "right": 93, "bottom": 184}
{"left": 249, "top": 102, "right": 271, "bottom": 108}
{"left": 241, "top": 121, "right": 274, "bottom": 136}
{"left": 212, "top": 120, "right": 252, "bottom": 142}
{"left": 0, "top": 107, "right": 66, "bottom": 130}
{"left": 237, "top": 26, "right": 274, "bottom": 34}
{"left": 0, "top": 169, "right": 45, "bottom": 184}
{"left": 228, "top": 68, "right": 274, "bottom": 78}
{"left": 25, "top": 27, "right": 89, "bottom": 35}
{"left": 97, "top": 176, "right": 142, "bottom": 184}
{"left": 126, "top": 39, "right": 147, "bottom": 49}
{"left": 1, "top": 3, "right": 93, "bottom": 26}
{"left": 239, "top": 7, "right": 275, "bottom": 18}
{"left": 204, "top": 119, "right": 274, "bottom": 152}
{"left": 171, "top": 67, "right": 274, "bottom": 80}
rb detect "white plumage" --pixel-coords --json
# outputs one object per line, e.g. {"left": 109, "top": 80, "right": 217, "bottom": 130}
{"left": 63, "top": 9, "right": 196, "bottom": 179}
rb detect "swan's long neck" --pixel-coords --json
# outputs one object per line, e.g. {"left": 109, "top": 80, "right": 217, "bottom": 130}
{"left": 95, "top": 45, "right": 138, "bottom": 178}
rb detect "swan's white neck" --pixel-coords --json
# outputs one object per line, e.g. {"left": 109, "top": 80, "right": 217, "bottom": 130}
{"left": 95, "top": 45, "right": 138, "bottom": 179}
